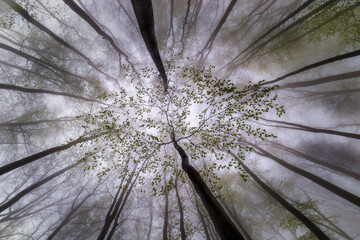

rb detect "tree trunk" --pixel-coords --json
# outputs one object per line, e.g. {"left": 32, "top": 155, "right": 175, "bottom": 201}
{"left": 162, "top": 175, "right": 169, "bottom": 240}
{"left": 262, "top": 48, "right": 360, "bottom": 86}
{"left": 171, "top": 130, "right": 244, "bottom": 240}
{"left": 97, "top": 164, "right": 138, "bottom": 240}
{"left": 246, "top": 142, "right": 360, "bottom": 208}
{"left": 236, "top": 0, "right": 316, "bottom": 58}
{"left": 62, "top": 0, "right": 131, "bottom": 64}
{"left": 279, "top": 70, "right": 360, "bottom": 89}
{"left": 238, "top": 0, "right": 339, "bottom": 65}
{"left": 0, "top": 133, "right": 104, "bottom": 176}
{"left": 130, "top": 0, "right": 168, "bottom": 91}
{"left": 193, "top": 190, "right": 211, "bottom": 240}
{"left": 175, "top": 172, "right": 186, "bottom": 240}
{"left": 267, "top": 140, "right": 360, "bottom": 181}
{"left": 1, "top": 0, "right": 113, "bottom": 79}
{"left": 0, "top": 83, "right": 107, "bottom": 105}
{"left": 227, "top": 150, "right": 330, "bottom": 240}
{"left": 197, "top": 0, "right": 237, "bottom": 63}
{"left": 47, "top": 182, "right": 99, "bottom": 240}
{"left": 0, "top": 162, "right": 80, "bottom": 213}
{"left": 260, "top": 118, "right": 360, "bottom": 140}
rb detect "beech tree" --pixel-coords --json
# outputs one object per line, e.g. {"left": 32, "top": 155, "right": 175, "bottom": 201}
{"left": 0, "top": 0, "right": 359, "bottom": 239}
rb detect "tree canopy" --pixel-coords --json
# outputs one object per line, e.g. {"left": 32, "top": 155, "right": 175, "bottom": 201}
{"left": 0, "top": 0, "right": 359, "bottom": 239}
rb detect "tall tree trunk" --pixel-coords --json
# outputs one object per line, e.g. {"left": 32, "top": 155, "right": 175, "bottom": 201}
{"left": 0, "top": 132, "right": 105, "bottom": 176}
{"left": 197, "top": 0, "right": 237, "bottom": 63}
{"left": 0, "top": 162, "right": 80, "bottom": 213}
{"left": 1, "top": 0, "right": 114, "bottom": 79}
{"left": 260, "top": 118, "right": 360, "bottom": 140}
{"left": 246, "top": 142, "right": 360, "bottom": 208}
{"left": 227, "top": 150, "right": 330, "bottom": 240}
{"left": 235, "top": 0, "right": 316, "bottom": 58}
{"left": 175, "top": 172, "right": 186, "bottom": 240}
{"left": 262, "top": 48, "right": 360, "bottom": 86}
{"left": 0, "top": 83, "right": 107, "bottom": 105}
{"left": 180, "top": 0, "right": 191, "bottom": 51}
{"left": 146, "top": 194, "right": 154, "bottom": 240}
{"left": 193, "top": 190, "right": 211, "bottom": 240}
{"left": 218, "top": 197, "right": 252, "bottom": 240}
{"left": 0, "top": 43, "right": 89, "bottom": 84}
{"left": 279, "top": 70, "right": 360, "bottom": 89}
{"left": 0, "top": 117, "right": 74, "bottom": 128}
{"left": 105, "top": 161, "right": 145, "bottom": 240}
{"left": 237, "top": 0, "right": 339, "bottom": 66}
{"left": 62, "top": 0, "right": 131, "bottom": 65}
{"left": 267, "top": 140, "right": 360, "bottom": 181}
{"left": 130, "top": 0, "right": 168, "bottom": 91}
{"left": 162, "top": 174, "right": 170, "bottom": 240}
{"left": 97, "top": 164, "right": 138, "bottom": 240}
{"left": 225, "top": 0, "right": 337, "bottom": 68}
{"left": 171, "top": 130, "right": 244, "bottom": 240}
{"left": 47, "top": 182, "right": 99, "bottom": 240}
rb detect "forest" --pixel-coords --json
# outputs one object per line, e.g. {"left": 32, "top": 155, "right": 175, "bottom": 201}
{"left": 0, "top": 0, "right": 359, "bottom": 239}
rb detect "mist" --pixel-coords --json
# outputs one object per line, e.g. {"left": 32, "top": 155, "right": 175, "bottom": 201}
{"left": 0, "top": 0, "right": 359, "bottom": 239}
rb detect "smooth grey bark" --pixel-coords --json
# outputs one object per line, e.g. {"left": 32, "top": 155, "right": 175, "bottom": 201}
{"left": 180, "top": 0, "right": 191, "bottom": 51}
{"left": 0, "top": 43, "right": 90, "bottom": 84}
{"left": 146, "top": 195, "right": 154, "bottom": 240}
{"left": 218, "top": 196, "right": 252, "bottom": 240}
{"left": 227, "top": 150, "right": 330, "bottom": 240}
{"left": 171, "top": 130, "right": 244, "bottom": 240}
{"left": 0, "top": 117, "right": 74, "bottom": 128}
{"left": 130, "top": 0, "right": 168, "bottom": 91}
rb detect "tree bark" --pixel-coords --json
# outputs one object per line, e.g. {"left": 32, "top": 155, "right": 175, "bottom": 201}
{"left": 260, "top": 118, "right": 360, "bottom": 140}
{"left": 171, "top": 130, "right": 244, "bottom": 240}
{"left": 162, "top": 174, "right": 170, "bottom": 240}
{"left": 47, "top": 183, "right": 99, "bottom": 240}
{"left": 0, "top": 132, "right": 105, "bottom": 176}
{"left": 193, "top": 190, "right": 211, "bottom": 240}
{"left": 130, "top": 0, "right": 168, "bottom": 91}
{"left": 1, "top": 0, "right": 113, "bottom": 79}
{"left": 0, "top": 162, "right": 80, "bottom": 213}
{"left": 262, "top": 48, "right": 360, "bottom": 87}
{"left": 197, "top": 0, "right": 237, "bottom": 63}
{"left": 246, "top": 142, "right": 360, "bottom": 208}
{"left": 62, "top": 0, "right": 131, "bottom": 64}
{"left": 235, "top": 0, "right": 316, "bottom": 58}
{"left": 279, "top": 70, "right": 360, "bottom": 89}
{"left": 175, "top": 172, "right": 186, "bottom": 240}
{"left": 267, "top": 140, "right": 360, "bottom": 181}
{"left": 0, "top": 83, "right": 107, "bottom": 105}
{"left": 227, "top": 150, "right": 330, "bottom": 240}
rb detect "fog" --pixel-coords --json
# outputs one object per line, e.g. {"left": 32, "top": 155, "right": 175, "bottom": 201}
{"left": 0, "top": 0, "right": 359, "bottom": 239}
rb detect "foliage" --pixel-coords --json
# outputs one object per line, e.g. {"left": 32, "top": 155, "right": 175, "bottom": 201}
{"left": 77, "top": 61, "right": 284, "bottom": 195}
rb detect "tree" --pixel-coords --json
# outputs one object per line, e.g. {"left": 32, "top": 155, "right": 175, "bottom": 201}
{"left": 0, "top": 0, "right": 359, "bottom": 239}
